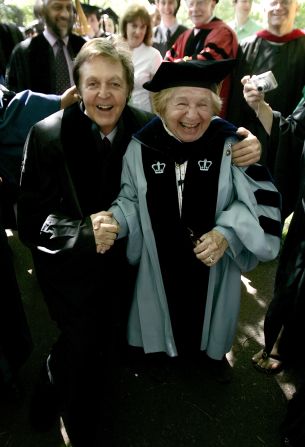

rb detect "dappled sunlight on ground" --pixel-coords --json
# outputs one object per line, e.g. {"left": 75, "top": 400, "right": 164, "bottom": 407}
{"left": 241, "top": 275, "right": 257, "bottom": 295}
{"left": 0, "top": 234, "right": 297, "bottom": 446}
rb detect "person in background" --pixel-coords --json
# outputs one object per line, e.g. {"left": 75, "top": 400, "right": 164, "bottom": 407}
{"left": 165, "top": 0, "right": 238, "bottom": 117}
{"left": 81, "top": 3, "right": 102, "bottom": 38}
{"left": 0, "top": 23, "right": 24, "bottom": 84}
{"left": 95, "top": 58, "right": 281, "bottom": 385}
{"left": 227, "top": 0, "right": 261, "bottom": 41}
{"left": 149, "top": 3, "right": 162, "bottom": 28}
{"left": 24, "top": 0, "right": 45, "bottom": 38}
{"left": 100, "top": 8, "right": 119, "bottom": 37}
{"left": 0, "top": 83, "right": 77, "bottom": 403}
{"left": 227, "top": 0, "right": 305, "bottom": 153}
{"left": 242, "top": 75, "right": 305, "bottom": 447}
{"left": 6, "top": 0, "right": 86, "bottom": 94}
{"left": 152, "top": 0, "right": 188, "bottom": 57}
{"left": 120, "top": 4, "right": 163, "bottom": 112}
{"left": 243, "top": 76, "right": 305, "bottom": 373}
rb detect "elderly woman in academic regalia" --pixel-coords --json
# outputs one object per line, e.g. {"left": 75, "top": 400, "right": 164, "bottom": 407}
{"left": 98, "top": 59, "right": 282, "bottom": 382}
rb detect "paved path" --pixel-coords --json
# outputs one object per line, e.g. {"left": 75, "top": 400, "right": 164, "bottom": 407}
{"left": 0, "top": 233, "right": 297, "bottom": 447}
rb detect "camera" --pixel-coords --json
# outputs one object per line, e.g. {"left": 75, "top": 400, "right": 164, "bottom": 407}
{"left": 252, "top": 71, "right": 278, "bottom": 93}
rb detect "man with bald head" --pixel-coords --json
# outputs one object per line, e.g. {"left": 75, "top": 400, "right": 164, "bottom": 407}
{"left": 165, "top": 0, "right": 239, "bottom": 116}
{"left": 6, "top": 0, "right": 86, "bottom": 94}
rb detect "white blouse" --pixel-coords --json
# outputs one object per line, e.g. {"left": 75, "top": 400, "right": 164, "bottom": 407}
{"left": 130, "top": 43, "right": 163, "bottom": 113}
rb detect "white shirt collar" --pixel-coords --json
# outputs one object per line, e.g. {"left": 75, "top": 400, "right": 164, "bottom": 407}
{"left": 194, "top": 15, "right": 215, "bottom": 34}
{"left": 159, "top": 20, "right": 179, "bottom": 35}
{"left": 43, "top": 29, "right": 69, "bottom": 47}
{"left": 99, "top": 127, "right": 117, "bottom": 144}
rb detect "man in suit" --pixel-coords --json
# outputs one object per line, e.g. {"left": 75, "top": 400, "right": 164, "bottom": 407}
{"left": 152, "top": 0, "right": 188, "bottom": 58}
{"left": 6, "top": 0, "right": 86, "bottom": 94}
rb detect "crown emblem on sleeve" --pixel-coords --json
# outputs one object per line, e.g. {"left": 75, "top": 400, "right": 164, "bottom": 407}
{"left": 198, "top": 159, "right": 212, "bottom": 171}
{"left": 152, "top": 161, "right": 166, "bottom": 174}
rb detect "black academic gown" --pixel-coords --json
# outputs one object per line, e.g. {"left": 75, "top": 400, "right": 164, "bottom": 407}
{"left": 227, "top": 32, "right": 305, "bottom": 171}
{"left": 17, "top": 102, "right": 153, "bottom": 446}
{"left": 263, "top": 104, "right": 305, "bottom": 366}
{"left": 134, "top": 117, "right": 238, "bottom": 355}
{"left": 6, "top": 33, "right": 86, "bottom": 93}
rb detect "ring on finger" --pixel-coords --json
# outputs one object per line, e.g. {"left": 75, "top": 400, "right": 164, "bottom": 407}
{"left": 208, "top": 255, "right": 214, "bottom": 264}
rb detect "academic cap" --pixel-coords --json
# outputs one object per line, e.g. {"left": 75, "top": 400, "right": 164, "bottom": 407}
{"left": 101, "top": 7, "right": 119, "bottom": 25}
{"left": 80, "top": 3, "right": 102, "bottom": 19}
{"left": 143, "top": 59, "right": 236, "bottom": 93}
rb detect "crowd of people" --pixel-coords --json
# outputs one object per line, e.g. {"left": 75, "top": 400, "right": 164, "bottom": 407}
{"left": 1, "top": 0, "right": 305, "bottom": 446}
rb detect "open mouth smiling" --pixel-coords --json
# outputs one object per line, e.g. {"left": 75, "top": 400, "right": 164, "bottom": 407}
{"left": 181, "top": 122, "right": 199, "bottom": 129}
{"left": 97, "top": 105, "right": 113, "bottom": 110}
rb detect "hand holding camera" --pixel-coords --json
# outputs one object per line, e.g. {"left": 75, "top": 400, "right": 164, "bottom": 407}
{"left": 242, "top": 71, "right": 277, "bottom": 112}
{"left": 241, "top": 73, "right": 275, "bottom": 135}
{"left": 251, "top": 71, "right": 278, "bottom": 93}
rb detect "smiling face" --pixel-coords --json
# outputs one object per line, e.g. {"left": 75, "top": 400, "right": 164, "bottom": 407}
{"left": 156, "top": 0, "right": 178, "bottom": 18}
{"left": 42, "top": 0, "right": 74, "bottom": 39}
{"left": 235, "top": 0, "right": 252, "bottom": 15}
{"left": 264, "top": 0, "right": 298, "bottom": 35}
{"left": 163, "top": 87, "right": 213, "bottom": 142}
{"left": 186, "top": 0, "right": 217, "bottom": 27}
{"left": 86, "top": 13, "right": 100, "bottom": 37}
{"left": 78, "top": 55, "right": 129, "bottom": 135}
{"left": 126, "top": 18, "right": 147, "bottom": 49}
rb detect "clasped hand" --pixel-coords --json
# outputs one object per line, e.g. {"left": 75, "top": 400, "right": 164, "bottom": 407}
{"left": 90, "top": 211, "right": 119, "bottom": 254}
{"left": 193, "top": 229, "right": 228, "bottom": 267}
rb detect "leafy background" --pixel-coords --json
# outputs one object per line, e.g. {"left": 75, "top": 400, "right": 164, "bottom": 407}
{"left": 1, "top": 0, "right": 305, "bottom": 32}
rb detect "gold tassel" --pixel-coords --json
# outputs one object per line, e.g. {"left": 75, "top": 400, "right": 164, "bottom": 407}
{"left": 74, "top": 0, "right": 91, "bottom": 36}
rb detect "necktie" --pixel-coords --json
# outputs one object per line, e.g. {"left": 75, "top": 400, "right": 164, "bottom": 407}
{"left": 166, "top": 28, "right": 171, "bottom": 42}
{"left": 55, "top": 39, "right": 71, "bottom": 95}
{"left": 101, "top": 137, "right": 112, "bottom": 157}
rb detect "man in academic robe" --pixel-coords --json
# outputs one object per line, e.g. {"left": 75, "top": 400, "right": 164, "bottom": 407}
{"left": 227, "top": 0, "right": 305, "bottom": 172}
{"left": 6, "top": 0, "right": 86, "bottom": 94}
{"left": 164, "top": 0, "right": 239, "bottom": 117}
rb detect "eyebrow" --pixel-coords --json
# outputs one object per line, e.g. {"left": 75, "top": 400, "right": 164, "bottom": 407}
{"left": 173, "top": 95, "right": 210, "bottom": 102}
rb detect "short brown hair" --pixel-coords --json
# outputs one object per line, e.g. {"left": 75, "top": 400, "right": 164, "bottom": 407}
{"left": 73, "top": 36, "right": 134, "bottom": 99}
{"left": 119, "top": 4, "right": 153, "bottom": 46}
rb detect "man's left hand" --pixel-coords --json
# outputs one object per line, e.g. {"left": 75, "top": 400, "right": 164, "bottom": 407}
{"left": 232, "top": 127, "right": 261, "bottom": 166}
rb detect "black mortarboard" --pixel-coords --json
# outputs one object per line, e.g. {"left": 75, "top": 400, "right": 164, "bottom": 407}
{"left": 80, "top": 3, "right": 102, "bottom": 20}
{"left": 143, "top": 59, "right": 236, "bottom": 93}
{"left": 101, "top": 7, "right": 119, "bottom": 25}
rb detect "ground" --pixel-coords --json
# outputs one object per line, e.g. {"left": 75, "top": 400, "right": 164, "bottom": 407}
{"left": 0, "top": 232, "right": 300, "bottom": 447}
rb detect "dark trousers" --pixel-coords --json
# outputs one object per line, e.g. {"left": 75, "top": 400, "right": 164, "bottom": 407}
{"left": 33, "top": 251, "right": 135, "bottom": 446}
{"left": 0, "top": 224, "right": 32, "bottom": 383}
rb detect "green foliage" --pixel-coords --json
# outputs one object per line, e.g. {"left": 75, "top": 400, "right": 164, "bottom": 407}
{"left": 2, "top": 0, "right": 305, "bottom": 30}
{"left": 214, "top": 0, "right": 305, "bottom": 28}
{"left": 0, "top": 1, "right": 24, "bottom": 26}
